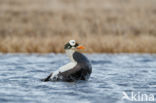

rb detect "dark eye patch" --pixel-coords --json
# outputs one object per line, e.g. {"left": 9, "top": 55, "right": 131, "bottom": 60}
{"left": 75, "top": 43, "right": 79, "bottom": 47}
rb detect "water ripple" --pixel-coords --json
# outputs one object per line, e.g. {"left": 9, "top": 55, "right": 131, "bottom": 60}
{"left": 0, "top": 53, "right": 156, "bottom": 103}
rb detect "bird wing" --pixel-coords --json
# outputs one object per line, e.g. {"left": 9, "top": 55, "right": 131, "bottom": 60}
{"left": 50, "top": 62, "right": 77, "bottom": 80}
{"left": 58, "top": 63, "right": 82, "bottom": 81}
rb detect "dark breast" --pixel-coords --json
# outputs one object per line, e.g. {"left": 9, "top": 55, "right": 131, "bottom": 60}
{"left": 59, "top": 52, "right": 92, "bottom": 82}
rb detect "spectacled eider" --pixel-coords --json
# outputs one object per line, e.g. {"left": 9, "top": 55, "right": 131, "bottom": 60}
{"left": 42, "top": 40, "right": 92, "bottom": 82}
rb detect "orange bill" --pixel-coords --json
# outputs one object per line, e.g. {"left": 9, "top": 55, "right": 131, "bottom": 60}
{"left": 77, "top": 45, "right": 85, "bottom": 49}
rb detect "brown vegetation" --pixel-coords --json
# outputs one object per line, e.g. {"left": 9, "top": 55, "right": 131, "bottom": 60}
{"left": 0, "top": 0, "right": 156, "bottom": 53}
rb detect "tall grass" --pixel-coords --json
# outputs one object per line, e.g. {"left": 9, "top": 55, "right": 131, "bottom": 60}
{"left": 0, "top": 0, "right": 156, "bottom": 53}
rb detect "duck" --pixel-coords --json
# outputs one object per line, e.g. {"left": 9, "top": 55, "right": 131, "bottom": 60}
{"left": 42, "top": 40, "right": 92, "bottom": 82}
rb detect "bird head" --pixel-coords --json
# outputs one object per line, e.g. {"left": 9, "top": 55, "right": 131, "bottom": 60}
{"left": 64, "top": 40, "right": 85, "bottom": 50}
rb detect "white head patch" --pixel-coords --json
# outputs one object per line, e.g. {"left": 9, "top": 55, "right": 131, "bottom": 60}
{"left": 69, "top": 40, "right": 76, "bottom": 46}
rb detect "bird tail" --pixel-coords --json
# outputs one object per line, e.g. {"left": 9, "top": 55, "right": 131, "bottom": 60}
{"left": 41, "top": 73, "right": 53, "bottom": 82}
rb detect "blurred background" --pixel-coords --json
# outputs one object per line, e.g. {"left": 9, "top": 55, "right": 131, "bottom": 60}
{"left": 0, "top": 0, "right": 156, "bottom": 53}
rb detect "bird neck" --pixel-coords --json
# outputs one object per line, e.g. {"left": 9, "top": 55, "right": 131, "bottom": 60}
{"left": 65, "top": 49, "right": 76, "bottom": 62}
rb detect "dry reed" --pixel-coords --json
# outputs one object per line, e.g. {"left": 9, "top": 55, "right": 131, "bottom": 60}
{"left": 0, "top": 35, "right": 156, "bottom": 53}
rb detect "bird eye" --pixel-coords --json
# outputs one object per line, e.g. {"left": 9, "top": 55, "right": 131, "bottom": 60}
{"left": 69, "top": 40, "right": 76, "bottom": 46}
{"left": 72, "top": 41, "right": 75, "bottom": 44}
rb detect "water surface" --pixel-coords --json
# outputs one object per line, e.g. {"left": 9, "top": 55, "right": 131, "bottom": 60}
{"left": 0, "top": 53, "right": 156, "bottom": 103}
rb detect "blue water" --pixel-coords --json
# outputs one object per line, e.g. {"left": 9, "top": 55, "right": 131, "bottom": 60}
{"left": 0, "top": 53, "right": 156, "bottom": 103}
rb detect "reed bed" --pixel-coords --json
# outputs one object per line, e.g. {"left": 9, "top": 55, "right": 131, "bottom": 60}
{"left": 0, "top": 0, "right": 156, "bottom": 53}
{"left": 0, "top": 35, "right": 156, "bottom": 53}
